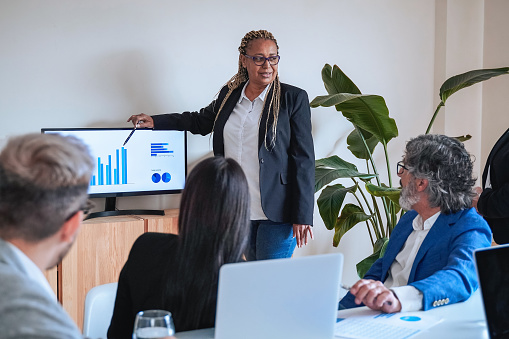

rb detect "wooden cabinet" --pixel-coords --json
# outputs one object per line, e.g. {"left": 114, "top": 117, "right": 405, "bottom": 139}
{"left": 44, "top": 209, "right": 179, "bottom": 331}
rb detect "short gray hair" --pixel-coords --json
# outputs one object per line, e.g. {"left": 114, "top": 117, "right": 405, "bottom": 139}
{"left": 0, "top": 133, "right": 94, "bottom": 241}
{"left": 403, "top": 134, "right": 475, "bottom": 213}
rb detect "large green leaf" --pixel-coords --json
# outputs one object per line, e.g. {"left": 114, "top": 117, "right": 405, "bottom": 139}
{"left": 440, "top": 67, "right": 509, "bottom": 103}
{"left": 317, "top": 184, "right": 357, "bottom": 230}
{"left": 365, "top": 183, "right": 401, "bottom": 209}
{"left": 347, "top": 128, "right": 379, "bottom": 160}
{"left": 333, "top": 204, "right": 372, "bottom": 247}
{"left": 311, "top": 93, "right": 398, "bottom": 145}
{"left": 321, "top": 64, "right": 361, "bottom": 95}
{"left": 315, "top": 156, "right": 376, "bottom": 192}
{"left": 356, "top": 237, "right": 389, "bottom": 278}
{"left": 310, "top": 92, "right": 358, "bottom": 108}
{"left": 337, "top": 95, "right": 398, "bottom": 145}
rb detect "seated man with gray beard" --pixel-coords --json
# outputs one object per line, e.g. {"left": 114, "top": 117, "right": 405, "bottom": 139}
{"left": 339, "top": 134, "right": 492, "bottom": 313}
{"left": 0, "top": 133, "right": 94, "bottom": 338}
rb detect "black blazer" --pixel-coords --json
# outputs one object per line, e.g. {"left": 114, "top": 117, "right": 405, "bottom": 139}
{"left": 152, "top": 82, "right": 315, "bottom": 225}
{"left": 478, "top": 128, "right": 509, "bottom": 244}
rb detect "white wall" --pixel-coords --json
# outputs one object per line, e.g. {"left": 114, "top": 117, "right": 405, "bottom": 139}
{"left": 481, "top": 0, "right": 509, "bottom": 167}
{"left": 0, "top": 0, "right": 506, "bottom": 285}
{"left": 434, "top": 0, "right": 485, "bottom": 179}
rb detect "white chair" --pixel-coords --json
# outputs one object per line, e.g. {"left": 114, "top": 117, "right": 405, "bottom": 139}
{"left": 83, "top": 282, "right": 118, "bottom": 339}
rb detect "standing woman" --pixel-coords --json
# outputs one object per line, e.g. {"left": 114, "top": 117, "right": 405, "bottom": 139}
{"left": 128, "top": 30, "right": 314, "bottom": 260}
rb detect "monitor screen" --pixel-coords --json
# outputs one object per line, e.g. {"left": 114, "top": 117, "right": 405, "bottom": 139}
{"left": 475, "top": 244, "right": 509, "bottom": 339}
{"left": 42, "top": 128, "right": 187, "bottom": 198}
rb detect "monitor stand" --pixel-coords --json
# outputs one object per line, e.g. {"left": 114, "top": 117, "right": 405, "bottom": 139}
{"left": 85, "top": 197, "right": 165, "bottom": 220}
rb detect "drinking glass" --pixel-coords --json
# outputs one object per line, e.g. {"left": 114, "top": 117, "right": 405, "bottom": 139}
{"left": 132, "top": 309, "right": 175, "bottom": 339}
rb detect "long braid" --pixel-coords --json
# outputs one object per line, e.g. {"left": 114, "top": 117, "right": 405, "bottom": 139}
{"left": 215, "top": 30, "right": 281, "bottom": 149}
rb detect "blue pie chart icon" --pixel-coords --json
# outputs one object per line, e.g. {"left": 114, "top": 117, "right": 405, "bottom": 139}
{"left": 162, "top": 172, "right": 171, "bottom": 183}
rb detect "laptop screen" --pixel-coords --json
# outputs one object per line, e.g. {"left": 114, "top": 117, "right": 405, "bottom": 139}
{"left": 475, "top": 244, "right": 509, "bottom": 339}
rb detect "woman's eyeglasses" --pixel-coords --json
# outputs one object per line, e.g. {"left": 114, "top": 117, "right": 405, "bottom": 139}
{"left": 244, "top": 54, "right": 280, "bottom": 66}
{"left": 396, "top": 161, "right": 409, "bottom": 175}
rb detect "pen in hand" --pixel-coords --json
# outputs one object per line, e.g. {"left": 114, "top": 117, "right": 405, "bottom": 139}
{"left": 123, "top": 121, "right": 141, "bottom": 146}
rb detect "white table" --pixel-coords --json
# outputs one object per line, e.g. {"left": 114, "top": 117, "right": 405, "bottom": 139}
{"left": 174, "top": 291, "right": 488, "bottom": 339}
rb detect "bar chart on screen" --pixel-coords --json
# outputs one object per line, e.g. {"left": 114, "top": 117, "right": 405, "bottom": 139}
{"left": 91, "top": 147, "right": 128, "bottom": 186}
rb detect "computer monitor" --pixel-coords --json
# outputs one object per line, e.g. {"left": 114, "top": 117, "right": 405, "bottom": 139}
{"left": 475, "top": 244, "right": 509, "bottom": 339}
{"left": 42, "top": 128, "right": 187, "bottom": 219}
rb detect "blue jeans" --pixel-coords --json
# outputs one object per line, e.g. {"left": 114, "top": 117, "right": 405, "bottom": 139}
{"left": 245, "top": 220, "right": 297, "bottom": 261}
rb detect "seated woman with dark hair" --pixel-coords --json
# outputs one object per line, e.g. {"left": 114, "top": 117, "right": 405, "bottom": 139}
{"left": 107, "top": 157, "right": 250, "bottom": 337}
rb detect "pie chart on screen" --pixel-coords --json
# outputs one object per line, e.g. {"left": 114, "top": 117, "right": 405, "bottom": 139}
{"left": 162, "top": 173, "right": 171, "bottom": 183}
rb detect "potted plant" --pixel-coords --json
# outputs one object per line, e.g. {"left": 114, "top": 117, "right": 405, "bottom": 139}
{"left": 311, "top": 65, "right": 509, "bottom": 278}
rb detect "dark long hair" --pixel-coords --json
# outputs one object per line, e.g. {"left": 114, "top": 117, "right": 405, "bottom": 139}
{"left": 163, "top": 156, "right": 250, "bottom": 331}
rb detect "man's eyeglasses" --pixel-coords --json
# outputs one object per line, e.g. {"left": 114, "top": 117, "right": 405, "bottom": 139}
{"left": 65, "top": 199, "right": 95, "bottom": 221}
{"left": 244, "top": 54, "right": 280, "bottom": 66}
{"left": 397, "top": 161, "right": 409, "bottom": 175}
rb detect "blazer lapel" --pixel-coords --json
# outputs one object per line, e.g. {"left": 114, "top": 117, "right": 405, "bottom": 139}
{"left": 407, "top": 211, "right": 462, "bottom": 282}
{"left": 213, "top": 85, "right": 243, "bottom": 155}
{"left": 258, "top": 83, "right": 275, "bottom": 150}
{"left": 483, "top": 128, "right": 509, "bottom": 186}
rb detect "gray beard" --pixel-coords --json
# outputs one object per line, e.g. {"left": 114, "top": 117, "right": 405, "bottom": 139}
{"left": 399, "top": 181, "right": 420, "bottom": 211}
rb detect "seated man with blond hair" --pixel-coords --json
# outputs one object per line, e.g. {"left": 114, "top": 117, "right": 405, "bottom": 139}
{"left": 0, "top": 133, "right": 94, "bottom": 338}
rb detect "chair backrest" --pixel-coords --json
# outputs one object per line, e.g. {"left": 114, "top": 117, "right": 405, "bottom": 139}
{"left": 83, "top": 282, "right": 118, "bottom": 339}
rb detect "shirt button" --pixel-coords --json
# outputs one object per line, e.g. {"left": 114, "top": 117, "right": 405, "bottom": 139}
{"left": 260, "top": 158, "right": 264, "bottom": 164}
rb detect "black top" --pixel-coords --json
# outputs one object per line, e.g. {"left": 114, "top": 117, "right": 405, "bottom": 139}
{"left": 107, "top": 233, "right": 215, "bottom": 338}
{"left": 478, "top": 128, "right": 509, "bottom": 244}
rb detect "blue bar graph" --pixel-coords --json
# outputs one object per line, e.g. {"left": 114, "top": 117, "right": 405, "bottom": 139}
{"left": 151, "top": 143, "right": 173, "bottom": 156}
{"left": 122, "top": 147, "right": 127, "bottom": 184}
{"left": 106, "top": 155, "right": 112, "bottom": 185}
{"left": 115, "top": 149, "right": 120, "bottom": 185}
{"left": 90, "top": 147, "right": 127, "bottom": 186}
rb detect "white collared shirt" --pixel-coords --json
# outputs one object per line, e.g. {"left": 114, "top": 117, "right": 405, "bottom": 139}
{"left": 385, "top": 211, "right": 441, "bottom": 312}
{"left": 6, "top": 241, "right": 56, "bottom": 300}
{"left": 223, "top": 81, "right": 269, "bottom": 220}
{"left": 486, "top": 165, "right": 492, "bottom": 188}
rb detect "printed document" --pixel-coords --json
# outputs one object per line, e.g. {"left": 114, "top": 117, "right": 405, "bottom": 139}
{"left": 335, "top": 308, "right": 442, "bottom": 339}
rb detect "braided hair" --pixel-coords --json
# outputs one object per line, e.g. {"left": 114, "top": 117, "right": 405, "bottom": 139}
{"left": 216, "top": 30, "right": 281, "bottom": 149}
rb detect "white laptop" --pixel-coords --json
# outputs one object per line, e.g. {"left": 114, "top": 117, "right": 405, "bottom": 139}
{"left": 214, "top": 253, "right": 344, "bottom": 339}
{"left": 475, "top": 244, "right": 509, "bottom": 339}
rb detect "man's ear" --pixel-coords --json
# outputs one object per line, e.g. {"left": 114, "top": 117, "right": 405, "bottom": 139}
{"left": 415, "top": 178, "right": 429, "bottom": 192}
{"left": 60, "top": 211, "right": 83, "bottom": 243}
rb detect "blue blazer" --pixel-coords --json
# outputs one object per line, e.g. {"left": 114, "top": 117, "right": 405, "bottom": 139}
{"left": 151, "top": 82, "right": 315, "bottom": 225}
{"left": 340, "top": 208, "right": 492, "bottom": 310}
